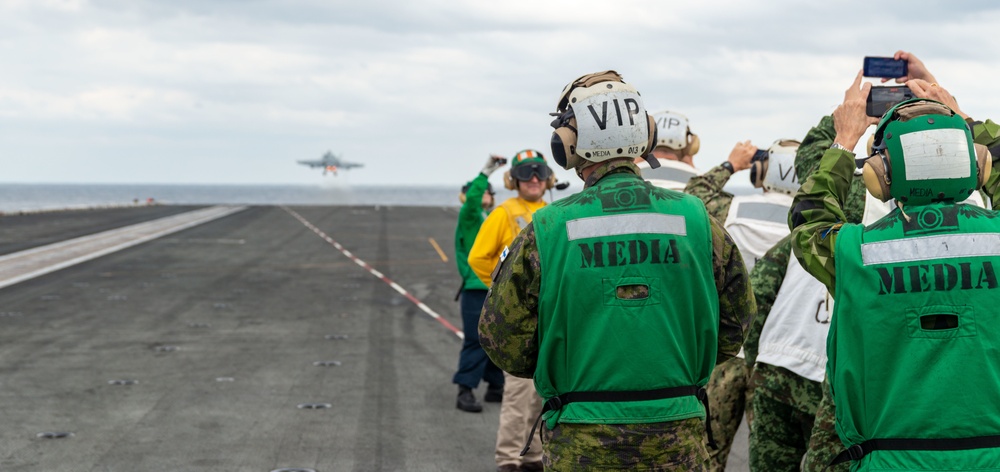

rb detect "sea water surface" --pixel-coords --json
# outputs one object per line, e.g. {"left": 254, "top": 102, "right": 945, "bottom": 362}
{"left": 0, "top": 183, "right": 465, "bottom": 213}
{"left": 0, "top": 182, "right": 756, "bottom": 213}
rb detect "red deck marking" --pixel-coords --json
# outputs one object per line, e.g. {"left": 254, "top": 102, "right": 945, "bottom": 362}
{"left": 283, "top": 207, "right": 463, "bottom": 339}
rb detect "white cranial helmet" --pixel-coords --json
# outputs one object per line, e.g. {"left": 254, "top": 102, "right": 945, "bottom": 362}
{"left": 651, "top": 110, "right": 699, "bottom": 156}
{"left": 752, "top": 139, "right": 801, "bottom": 195}
{"left": 550, "top": 71, "right": 658, "bottom": 170}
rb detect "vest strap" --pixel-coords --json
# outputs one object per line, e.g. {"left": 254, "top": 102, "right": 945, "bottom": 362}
{"left": 829, "top": 435, "right": 1000, "bottom": 467}
{"left": 519, "top": 385, "right": 712, "bottom": 457}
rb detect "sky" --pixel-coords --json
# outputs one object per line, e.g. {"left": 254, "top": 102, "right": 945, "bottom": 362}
{"left": 1, "top": 0, "right": 999, "bottom": 187}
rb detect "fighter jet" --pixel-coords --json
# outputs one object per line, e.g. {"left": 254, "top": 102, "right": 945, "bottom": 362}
{"left": 297, "top": 151, "right": 363, "bottom": 176}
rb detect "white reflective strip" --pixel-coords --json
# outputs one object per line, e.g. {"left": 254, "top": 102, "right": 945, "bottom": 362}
{"left": 899, "top": 129, "right": 971, "bottom": 181}
{"left": 861, "top": 233, "right": 1000, "bottom": 265}
{"left": 566, "top": 214, "right": 686, "bottom": 241}
{"left": 642, "top": 166, "right": 697, "bottom": 183}
{"left": 734, "top": 202, "right": 789, "bottom": 225}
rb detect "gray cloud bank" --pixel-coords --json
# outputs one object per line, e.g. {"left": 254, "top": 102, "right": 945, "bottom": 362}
{"left": 1, "top": 0, "right": 998, "bottom": 186}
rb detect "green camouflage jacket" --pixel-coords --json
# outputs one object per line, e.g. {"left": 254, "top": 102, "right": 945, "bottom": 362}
{"left": 479, "top": 159, "right": 756, "bottom": 379}
{"left": 789, "top": 115, "right": 1000, "bottom": 293}
{"left": 742, "top": 235, "right": 791, "bottom": 366}
{"left": 684, "top": 164, "right": 736, "bottom": 221}
{"left": 974, "top": 119, "right": 1000, "bottom": 203}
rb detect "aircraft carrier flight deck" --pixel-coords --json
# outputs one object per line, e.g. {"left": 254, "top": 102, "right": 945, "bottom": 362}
{"left": 0, "top": 205, "right": 748, "bottom": 472}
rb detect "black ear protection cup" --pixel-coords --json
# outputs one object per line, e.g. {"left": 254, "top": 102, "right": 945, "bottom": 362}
{"left": 550, "top": 109, "right": 586, "bottom": 170}
{"left": 750, "top": 159, "right": 768, "bottom": 189}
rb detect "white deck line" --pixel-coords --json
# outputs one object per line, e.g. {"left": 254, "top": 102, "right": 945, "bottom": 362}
{"left": 0, "top": 206, "right": 247, "bottom": 290}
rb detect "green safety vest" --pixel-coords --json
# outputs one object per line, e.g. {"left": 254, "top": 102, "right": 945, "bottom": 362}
{"left": 532, "top": 172, "right": 718, "bottom": 429}
{"left": 830, "top": 202, "right": 1000, "bottom": 470}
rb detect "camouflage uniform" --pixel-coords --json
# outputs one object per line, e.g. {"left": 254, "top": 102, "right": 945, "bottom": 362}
{"left": 801, "top": 378, "right": 840, "bottom": 472}
{"left": 480, "top": 160, "right": 756, "bottom": 471}
{"left": 685, "top": 165, "right": 737, "bottom": 219}
{"left": 742, "top": 236, "right": 824, "bottom": 471}
{"left": 685, "top": 165, "right": 752, "bottom": 471}
{"left": 790, "top": 115, "right": 1000, "bottom": 472}
{"left": 790, "top": 115, "right": 864, "bottom": 472}
{"left": 972, "top": 118, "right": 1000, "bottom": 208}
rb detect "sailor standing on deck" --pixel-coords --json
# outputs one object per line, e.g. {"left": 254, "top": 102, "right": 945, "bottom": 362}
{"left": 796, "top": 51, "right": 1000, "bottom": 472}
{"left": 468, "top": 149, "right": 553, "bottom": 472}
{"left": 761, "top": 110, "right": 896, "bottom": 472}
{"left": 479, "top": 70, "right": 754, "bottom": 470}
{"left": 790, "top": 71, "right": 1000, "bottom": 471}
{"left": 684, "top": 138, "right": 800, "bottom": 471}
{"left": 635, "top": 110, "right": 703, "bottom": 191}
{"left": 453, "top": 154, "right": 507, "bottom": 413}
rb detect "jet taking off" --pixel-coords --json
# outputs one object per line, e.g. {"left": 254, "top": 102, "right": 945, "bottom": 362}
{"left": 297, "top": 151, "right": 363, "bottom": 176}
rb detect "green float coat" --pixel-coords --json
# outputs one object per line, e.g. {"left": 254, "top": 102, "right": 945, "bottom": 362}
{"left": 455, "top": 173, "right": 491, "bottom": 291}
{"left": 830, "top": 202, "right": 1000, "bottom": 470}
{"left": 532, "top": 172, "right": 719, "bottom": 428}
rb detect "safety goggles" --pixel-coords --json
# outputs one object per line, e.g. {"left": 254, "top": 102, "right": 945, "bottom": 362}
{"left": 510, "top": 163, "right": 552, "bottom": 182}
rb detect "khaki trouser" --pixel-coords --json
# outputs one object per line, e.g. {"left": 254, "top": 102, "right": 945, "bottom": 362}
{"left": 495, "top": 372, "right": 543, "bottom": 466}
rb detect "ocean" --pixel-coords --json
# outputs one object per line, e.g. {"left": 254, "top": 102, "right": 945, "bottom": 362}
{"left": 0, "top": 183, "right": 465, "bottom": 213}
{"left": 0, "top": 182, "right": 757, "bottom": 213}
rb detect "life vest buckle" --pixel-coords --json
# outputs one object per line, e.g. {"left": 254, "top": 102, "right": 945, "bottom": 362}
{"left": 847, "top": 444, "right": 866, "bottom": 461}
{"left": 544, "top": 396, "right": 563, "bottom": 412}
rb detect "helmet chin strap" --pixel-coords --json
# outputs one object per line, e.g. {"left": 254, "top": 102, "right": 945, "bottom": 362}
{"left": 643, "top": 154, "right": 661, "bottom": 169}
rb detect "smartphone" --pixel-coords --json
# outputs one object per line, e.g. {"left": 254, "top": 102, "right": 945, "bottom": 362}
{"left": 863, "top": 56, "right": 907, "bottom": 79}
{"left": 752, "top": 149, "right": 769, "bottom": 162}
{"left": 867, "top": 86, "right": 913, "bottom": 117}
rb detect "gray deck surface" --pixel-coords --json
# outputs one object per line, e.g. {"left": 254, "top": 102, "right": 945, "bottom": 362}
{"left": 0, "top": 205, "right": 203, "bottom": 256}
{"left": 0, "top": 205, "right": 749, "bottom": 472}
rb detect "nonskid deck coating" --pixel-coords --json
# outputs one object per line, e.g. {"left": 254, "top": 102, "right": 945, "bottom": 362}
{"left": 0, "top": 205, "right": 204, "bottom": 256}
{"left": 0, "top": 205, "right": 749, "bottom": 471}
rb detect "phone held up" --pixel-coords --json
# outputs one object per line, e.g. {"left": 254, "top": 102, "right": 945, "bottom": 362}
{"left": 867, "top": 86, "right": 913, "bottom": 118}
{"left": 863, "top": 56, "right": 907, "bottom": 79}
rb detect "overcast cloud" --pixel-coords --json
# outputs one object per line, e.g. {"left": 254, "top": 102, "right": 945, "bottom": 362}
{"left": 1, "top": 0, "right": 999, "bottom": 186}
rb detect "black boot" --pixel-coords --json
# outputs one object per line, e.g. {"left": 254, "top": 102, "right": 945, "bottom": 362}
{"left": 456, "top": 386, "right": 482, "bottom": 412}
{"left": 484, "top": 384, "right": 503, "bottom": 403}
